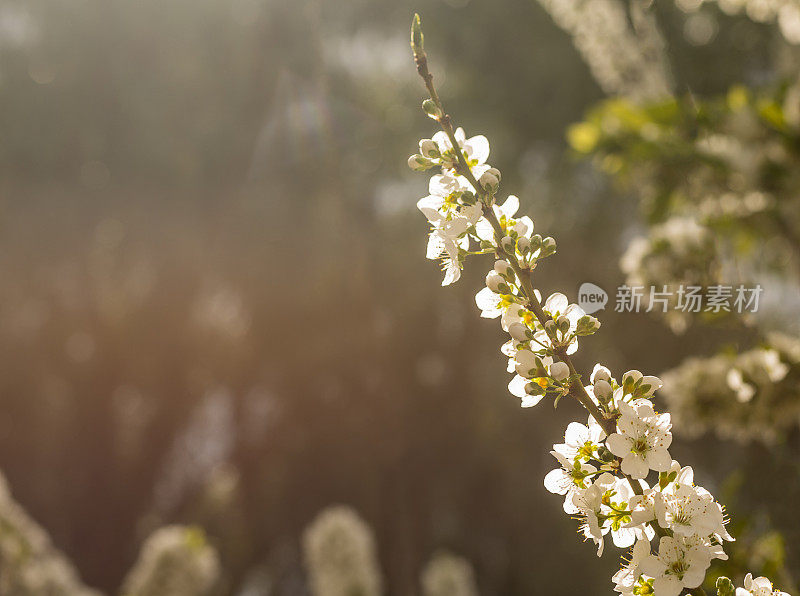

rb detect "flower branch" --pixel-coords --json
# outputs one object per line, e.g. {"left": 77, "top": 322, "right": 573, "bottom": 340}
{"left": 405, "top": 13, "right": 790, "bottom": 596}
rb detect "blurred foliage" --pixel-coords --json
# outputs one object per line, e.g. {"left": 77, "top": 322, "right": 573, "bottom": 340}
{"left": 562, "top": 3, "right": 800, "bottom": 592}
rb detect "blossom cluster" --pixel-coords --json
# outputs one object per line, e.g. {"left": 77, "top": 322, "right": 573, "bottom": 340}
{"left": 406, "top": 19, "right": 792, "bottom": 593}
{"left": 303, "top": 505, "right": 383, "bottom": 596}
{"left": 661, "top": 334, "right": 798, "bottom": 444}
{"left": 534, "top": 0, "right": 671, "bottom": 101}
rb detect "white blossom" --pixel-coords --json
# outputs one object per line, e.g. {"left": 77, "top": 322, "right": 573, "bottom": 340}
{"left": 640, "top": 535, "right": 712, "bottom": 596}
{"left": 303, "top": 506, "right": 383, "bottom": 596}
{"left": 735, "top": 573, "right": 792, "bottom": 596}
{"left": 553, "top": 420, "right": 606, "bottom": 462}
{"left": 612, "top": 538, "right": 651, "bottom": 595}
{"left": 655, "top": 482, "right": 732, "bottom": 540}
{"left": 421, "top": 551, "right": 479, "bottom": 596}
{"left": 544, "top": 451, "right": 597, "bottom": 514}
{"left": 475, "top": 195, "right": 534, "bottom": 246}
{"left": 606, "top": 401, "right": 672, "bottom": 479}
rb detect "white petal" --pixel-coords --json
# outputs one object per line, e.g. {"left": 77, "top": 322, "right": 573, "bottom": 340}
{"left": 646, "top": 448, "right": 672, "bottom": 472}
{"left": 508, "top": 374, "right": 528, "bottom": 398}
{"left": 464, "top": 135, "right": 490, "bottom": 164}
{"left": 496, "top": 195, "right": 519, "bottom": 219}
{"left": 429, "top": 174, "right": 458, "bottom": 197}
{"left": 441, "top": 260, "right": 460, "bottom": 286}
{"left": 612, "top": 527, "right": 636, "bottom": 549}
{"left": 605, "top": 433, "right": 629, "bottom": 458}
{"left": 621, "top": 454, "right": 650, "bottom": 479}
{"left": 475, "top": 287, "right": 501, "bottom": 318}
{"left": 544, "top": 468, "right": 570, "bottom": 495}
{"left": 544, "top": 292, "right": 568, "bottom": 315}
{"left": 426, "top": 233, "right": 445, "bottom": 260}
{"left": 475, "top": 218, "right": 495, "bottom": 242}
{"left": 521, "top": 394, "right": 544, "bottom": 408}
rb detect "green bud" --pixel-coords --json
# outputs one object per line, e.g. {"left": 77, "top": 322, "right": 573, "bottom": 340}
{"left": 461, "top": 190, "right": 476, "bottom": 205}
{"left": 597, "top": 446, "right": 616, "bottom": 463}
{"left": 479, "top": 170, "right": 500, "bottom": 192}
{"left": 556, "top": 315, "right": 570, "bottom": 334}
{"left": 411, "top": 13, "right": 424, "bottom": 53}
{"left": 419, "top": 139, "right": 439, "bottom": 158}
{"left": 500, "top": 236, "right": 515, "bottom": 253}
{"left": 716, "top": 577, "right": 735, "bottom": 596}
{"left": 658, "top": 470, "right": 677, "bottom": 490}
{"left": 576, "top": 314, "right": 601, "bottom": 336}
{"left": 408, "top": 154, "right": 434, "bottom": 171}
{"left": 541, "top": 236, "right": 557, "bottom": 257}
{"left": 422, "top": 99, "right": 442, "bottom": 119}
{"left": 525, "top": 381, "right": 546, "bottom": 396}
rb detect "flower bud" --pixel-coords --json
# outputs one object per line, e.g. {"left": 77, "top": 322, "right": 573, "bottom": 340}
{"left": 494, "top": 259, "right": 513, "bottom": 279}
{"left": 544, "top": 320, "right": 556, "bottom": 335}
{"left": 508, "top": 322, "right": 530, "bottom": 342}
{"left": 485, "top": 271, "right": 508, "bottom": 294}
{"left": 419, "top": 139, "right": 439, "bottom": 159}
{"left": 556, "top": 315, "right": 570, "bottom": 334}
{"left": 530, "top": 234, "right": 543, "bottom": 250}
{"left": 515, "top": 349, "right": 537, "bottom": 377}
{"left": 592, "top": 367, "right": 611, "bottom": 384}
{"left": 500, "top": 236, "right": 515, "bottom": 253}
{"left": 422, "top": 99, "right": 442, "bottom": 119}
{"left": 408, "top": 154, "right": 433, "bottom": 171}
{"left": 549, "top": 362, "right": 570, "bottom": 382}
{"left": 593, "top": 379, "right": 612, "bottom": 401}
{"left": 525, "top": 381, "right": 546, "bottom": 396}
{"left": 597, "top": 445, "right": 616, "bottom": 463}
{"left": 622, "top": 370, "right": 642, "bottom": 395}
{"left": 479, "top": 169, "right": 500, "bottom": 192}
{"left": 575, "top": 314, "right": 601, "bottom": 336}
{"left": 541, "top": 236, "right": 557, "bottom": 256}
{"left": 716, "top": 577, "right": 735, "bottom": 596}
{"left": 460, "top": 190, "right": 476, "bottom": 205}
{"left": 516, "top": 237, "right": 531, "bottom": 254}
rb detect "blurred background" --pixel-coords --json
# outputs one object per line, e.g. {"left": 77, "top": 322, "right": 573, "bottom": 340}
{"left": 0, "top": 0, "right": 799, "bottom": 594}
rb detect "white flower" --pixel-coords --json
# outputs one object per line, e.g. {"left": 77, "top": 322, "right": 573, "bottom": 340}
{"left": 628, "top": 488, "right": 660, "bottom": 529}
{"left": 541, "top": 293, "right": 585, "bottom": 355}
{"left": 431, "top": 128, "right": 490, "bottom": 173}
{"left": 508, "top": 374, "right": 546, "bottom": 407}
{"left": 736, "top": 573, "right": 791, "bottom": 596}
{"left": 655, "top": 483, "right": 728, "bottom": 539}
{"left": 571, "top": 482, "right": 607, "bottom": 556}
{"left": 726, "top": 368, "right": 756, "bottom": 403}
{"left": 544, "top": 451, "right": 596, "bottom": 514}
{"left": 475, "top": 287, "right": 516, "bottom": 319}
{"left": 570, "top": 473, "right": 636, "bottom": 556}
{"left": 606, "top": 401, "right": 672, "bottom": 479}
{"left": 303, "top": 506, "right": 382, "bottom": 596}
{"left": 418, "top": 193, "right": 482, "bottom": 286}
{"left": 613, "top": 538, "right": 651, "bottom": 595}
{"left": 553, "top": 421, "right": 606, "bottom": 462}
{"left": 475, "top": 195, "right": 534, "bottom": 245}
{"left": 640, "top": 536, "right": 712, "bottom": 596}
{"left": 421, "top": 551, "right": 479, "bottom": 596}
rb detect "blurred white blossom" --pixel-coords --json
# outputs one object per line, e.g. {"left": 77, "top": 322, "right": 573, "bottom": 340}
{"left": 303, "top": 505, "right": 382, "bottom": 596}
